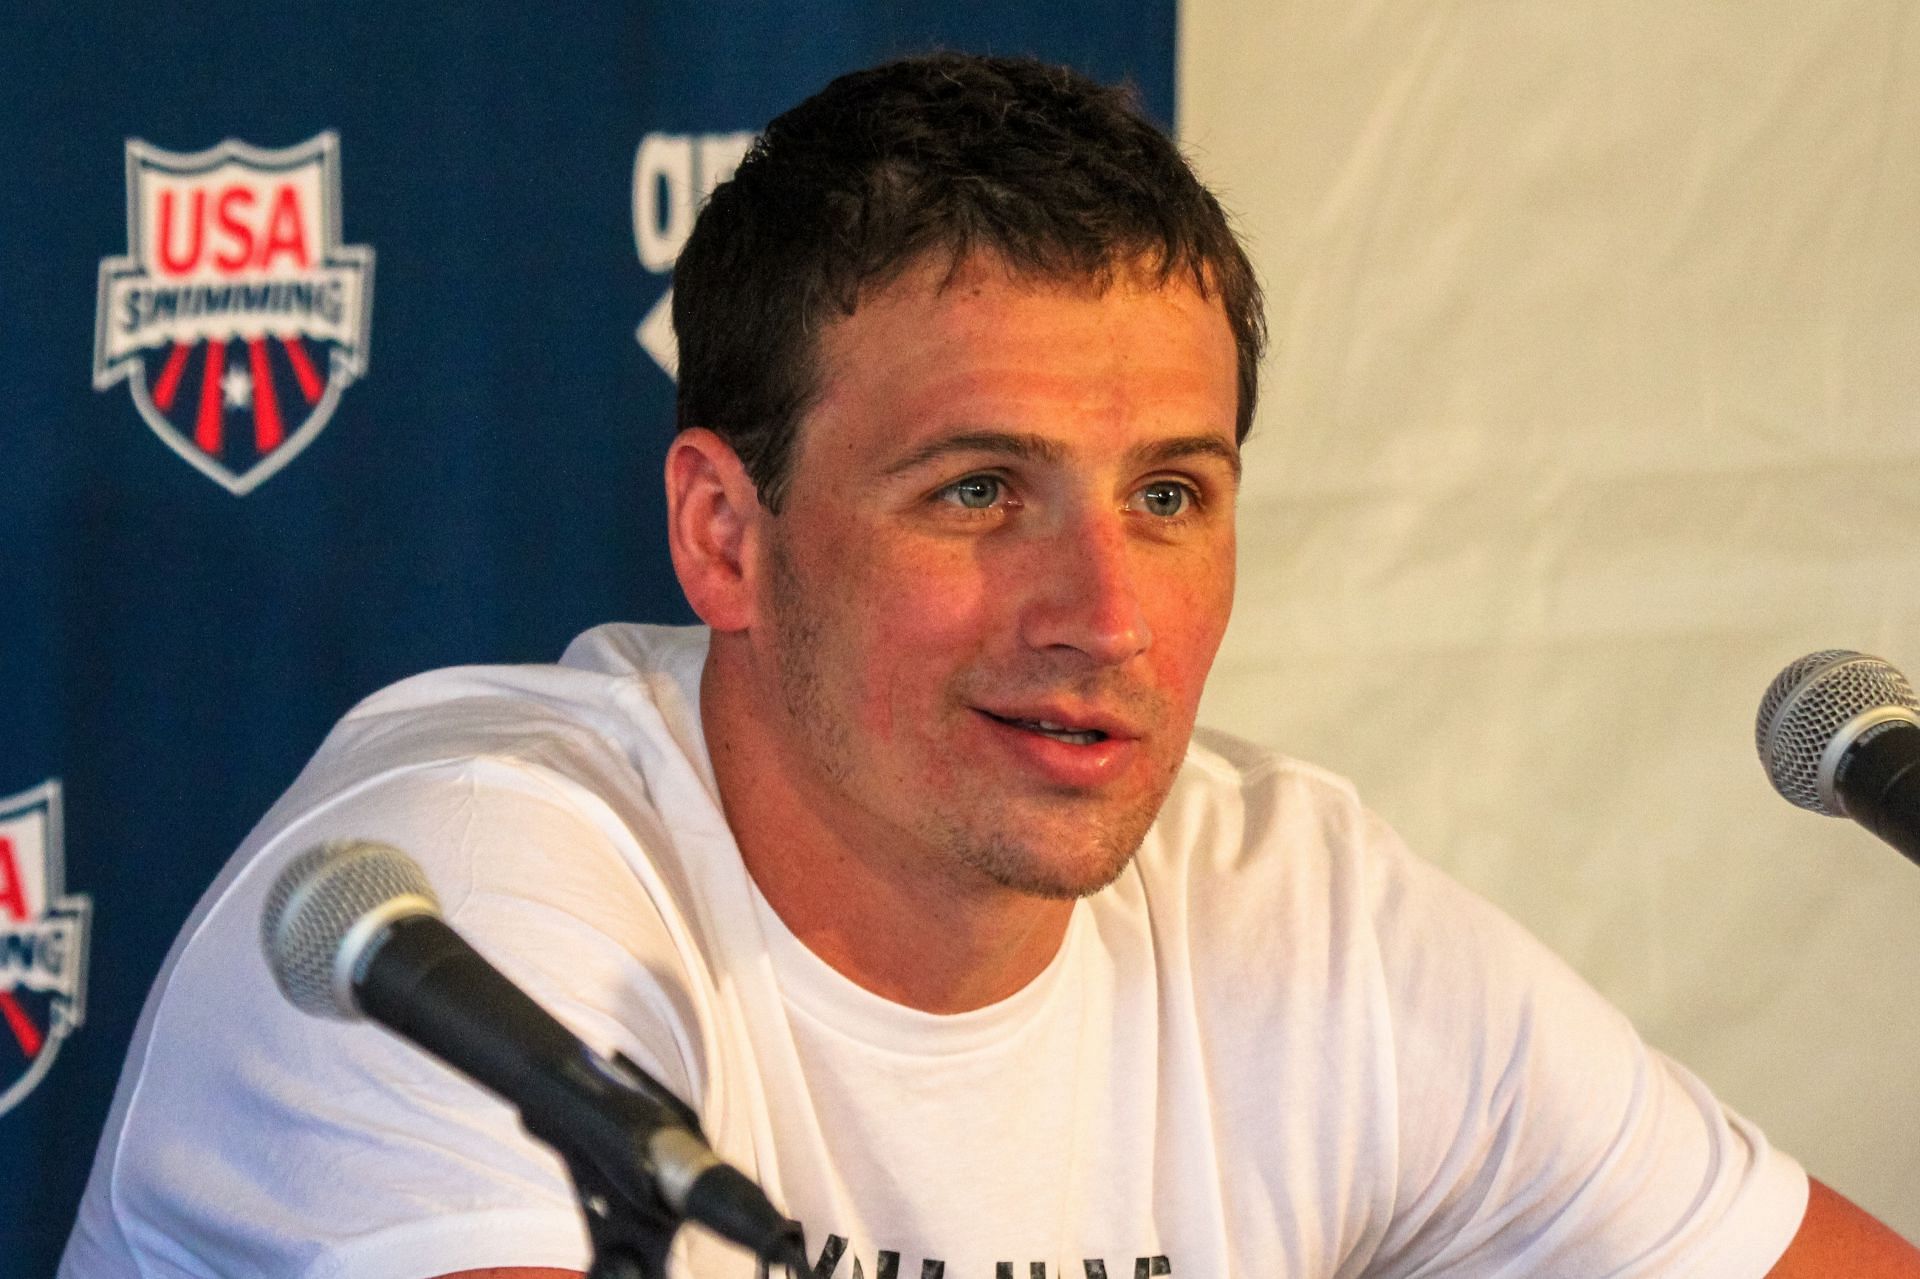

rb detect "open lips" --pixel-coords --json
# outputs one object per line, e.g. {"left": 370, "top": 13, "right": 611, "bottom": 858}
{"left": 978, "top": 709, "right": 1120, "bottom": 745}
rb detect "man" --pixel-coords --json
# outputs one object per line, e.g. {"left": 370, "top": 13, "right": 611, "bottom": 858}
{"left": 62, "top": 53, "right": 1918, "bottom": 1278}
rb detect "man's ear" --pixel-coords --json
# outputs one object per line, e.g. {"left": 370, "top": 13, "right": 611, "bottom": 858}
{"left": 665, "top": 428, "right": 764, "bottom": 633}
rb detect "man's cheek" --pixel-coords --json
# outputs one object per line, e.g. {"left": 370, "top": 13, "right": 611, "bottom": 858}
{"left": 1154, "top": 588, "right": 1232, "bottom": 674}
{"left": 875, "top": 590, "right": 999, "bottom": 672}
{"left": 862, "top": 639, "right": 947, "bottom": 750}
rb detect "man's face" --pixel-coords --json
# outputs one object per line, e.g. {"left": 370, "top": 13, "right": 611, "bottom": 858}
{"left": 746, "top": 253, "right": 1240, "bottom": 902}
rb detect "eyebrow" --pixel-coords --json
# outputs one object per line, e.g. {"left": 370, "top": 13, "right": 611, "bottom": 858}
{"left": 882, "top": 431, "right": 1065, "bottom": 476}
{"left": 883, "top": 429, "right": 1242, "bottom": 481}
{"left": 1133, "top": 435, "right": 1243, "bottom": 482}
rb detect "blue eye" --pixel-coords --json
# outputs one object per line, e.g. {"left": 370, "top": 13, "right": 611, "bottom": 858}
{"left": 1137, "top": 481, "right": 1192, "bottom": 518}
{"left": 944, "top": 476, "right": 1002, "bottom": 510}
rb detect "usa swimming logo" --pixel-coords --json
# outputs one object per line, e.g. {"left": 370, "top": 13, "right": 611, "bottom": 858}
{"left": 93, "top": 131, "right": 374, "bottom": 495}
{"left": 0, "top": 780, "right": 89, "bottom": 1118}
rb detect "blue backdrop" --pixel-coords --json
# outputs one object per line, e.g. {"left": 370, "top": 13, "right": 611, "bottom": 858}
{"left": 0, "top": 5, "right": 1174, "bottom": 1270}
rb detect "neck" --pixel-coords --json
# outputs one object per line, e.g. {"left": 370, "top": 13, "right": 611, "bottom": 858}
{"left": 700, "top": 637, "right": 1074, "bottom": 1013}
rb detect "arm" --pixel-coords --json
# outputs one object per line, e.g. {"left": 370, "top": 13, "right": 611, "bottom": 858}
{"left": 1766, "top": 1179, "right": 1920, "bottom": 1276}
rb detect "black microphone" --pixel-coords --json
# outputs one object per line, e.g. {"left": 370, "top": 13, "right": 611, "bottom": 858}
{"left": 260, "top": 839, "right": 804, "bottom": 1270}
{"left": 1756, "top": 650, "right": 1920, "bottom": 865}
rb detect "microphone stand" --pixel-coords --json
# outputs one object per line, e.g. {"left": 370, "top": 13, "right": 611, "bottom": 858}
{"left": 557, "top": 1051, "right": 702, "bottom": 1279}
{"left": 555, "top": 1052, "right": 798, "bottom": 1279}
{"left": 564, "top": 1157, "right": 797, "bottom": 1279}
{"left": 565, "top": 1148, "right": 679, "bottom": 1279}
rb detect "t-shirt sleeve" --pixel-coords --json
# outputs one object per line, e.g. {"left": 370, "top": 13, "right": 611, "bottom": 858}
{"left": 94, "top": 759, "right": 709, "bottom": 1279}
{"left": 1364, "top": 811, "right": 1808, "bottom": 1277}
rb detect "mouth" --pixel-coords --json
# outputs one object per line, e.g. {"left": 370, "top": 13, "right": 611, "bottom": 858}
{"left": 977, "top": 709, "right": 1113, "bottom": 746}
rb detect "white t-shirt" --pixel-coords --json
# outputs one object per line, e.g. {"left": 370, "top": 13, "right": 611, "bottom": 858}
{"left": 61, "top": 624, "right": 1807, "bottom": 1279}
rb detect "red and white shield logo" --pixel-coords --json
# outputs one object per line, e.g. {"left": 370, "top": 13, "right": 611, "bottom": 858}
{"left": 93, "top": 131, "right": 374, "bottom": 495}
{"left": 0, "top": 780, "right": 89, "bottom": 1118}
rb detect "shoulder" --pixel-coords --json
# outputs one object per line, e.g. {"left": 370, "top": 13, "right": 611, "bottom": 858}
{"left": 1156, "top": 728, "right": 1623, "bottom": 1058}
{"left": 324, "top": 622, "right": 710, "bottom": 767}
{"left": 235, "top": 624, "right": 715, "bottom": 873}
{"left": 1148, "top": 726, "right": 1559, "bottom": 971}
{"left": 1137, "top": 725, "right": 1392, "bottom": 924}
{"left": 222, "top": 622, "right": 724, "bottom": 1036}
{"left": 1153, "top": 726, "right": 1366, "bottom": 853}
{"left": 1122, "top": 727, "right": 1404, "bottom": 1078}
{"left": 126, "top": 622, "right": 726, "bottom": 1136}
{"left": 1137, "top": 729, "right": 1808, "bottom": 1272}
{"left": 78, "top": 629, "right": 728, "bottom": 1275}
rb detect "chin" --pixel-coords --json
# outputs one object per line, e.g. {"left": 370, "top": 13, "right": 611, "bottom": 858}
{"left": 943, "top": 816, "right": 1152, "bottom": 901}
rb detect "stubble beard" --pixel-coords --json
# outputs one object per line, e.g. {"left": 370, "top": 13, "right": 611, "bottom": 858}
{"left": 763, "top": 535, "right": 1169, "bottom": 902}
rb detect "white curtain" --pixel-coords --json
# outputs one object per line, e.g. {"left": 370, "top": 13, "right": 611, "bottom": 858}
{"left": 1183, "top": 0, "right": 1920, "bottom": 1237}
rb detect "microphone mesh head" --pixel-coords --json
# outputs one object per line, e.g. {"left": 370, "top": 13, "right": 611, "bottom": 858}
{"left": 1756, "top": 650, "right": 1919, "bottom": 814}
{"left": 261, "top": 840, "right": 440, "bottom": 1018}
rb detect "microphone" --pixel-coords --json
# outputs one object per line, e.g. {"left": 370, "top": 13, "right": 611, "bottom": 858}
{"left": 260, "top": 839, "right": 804, "bottom": 1270}
{"left": 1756, "top": 650, "right": 1920, "bottom": 865}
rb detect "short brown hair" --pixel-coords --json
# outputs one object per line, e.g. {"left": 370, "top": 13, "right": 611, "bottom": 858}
{"left": 672, "top": 52, "right": 1266, "bottom": 511}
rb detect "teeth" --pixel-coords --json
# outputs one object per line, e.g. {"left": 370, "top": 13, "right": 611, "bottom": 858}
{"left": 983, "top": 709, "right": 1111, "bottom": 744}
{"left": 1017, "top": 718, "right": 1105, "bottom": 744}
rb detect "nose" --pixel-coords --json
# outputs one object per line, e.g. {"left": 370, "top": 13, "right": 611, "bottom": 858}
{"left": 1017, "top": 509, "right": 1152, "bottom": 666}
